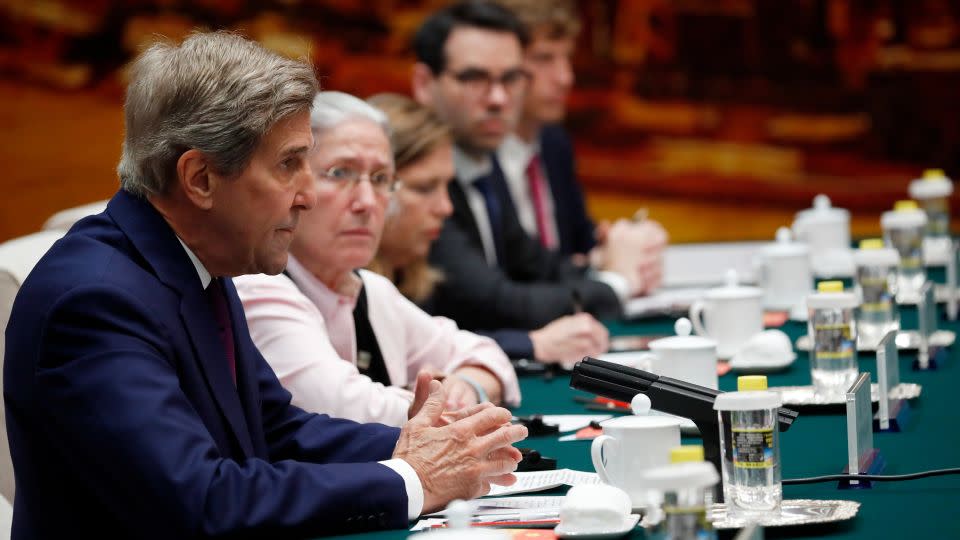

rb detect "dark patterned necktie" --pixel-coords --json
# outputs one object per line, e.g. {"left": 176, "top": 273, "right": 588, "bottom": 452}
{"left": 206, "top": 277, "right": 237, "bottom": 384}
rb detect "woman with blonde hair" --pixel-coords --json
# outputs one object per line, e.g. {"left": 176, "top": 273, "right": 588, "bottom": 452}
{"left": 365, "top": 94, "right": 452, "bottom": 305}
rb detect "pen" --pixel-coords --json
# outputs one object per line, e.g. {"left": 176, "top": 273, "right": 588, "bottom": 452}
{"left": 431, "top": 515, "right": 561, "bottom": 529}
{"left": 573, "top": 395, "right": 631, "bottom": 408}
{"left": 584, "top": 403, "right": 630, "bottom": 412}
{"left": 571, "top": 289, "right": 583, "bottom": 315}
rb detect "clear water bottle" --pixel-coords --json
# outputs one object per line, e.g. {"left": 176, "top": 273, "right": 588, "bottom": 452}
{"left": 881, "top": 200, "right": 928, "bottom": 298}
{"left": 714, "top": 376, "right": 782, "bottom": 519}
{"left": 853, "top": 238, "right": 900, "bottom": 349}
{"left": 909, "top": 169, "right": 953, "bottom": 239}
{"left": 641, "top": 445, "right": 719, "bottom": 540}
{"left": 806, "top": 281, "right": 859, "bottom": 398}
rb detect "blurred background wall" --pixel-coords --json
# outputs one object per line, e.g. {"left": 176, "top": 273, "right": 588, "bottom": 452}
{"left": 1, "top": 0, "right": 958, "bottom": 243}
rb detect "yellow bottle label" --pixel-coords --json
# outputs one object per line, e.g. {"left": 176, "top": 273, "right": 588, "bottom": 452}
{"left": 732, "top": 427, "right": 774, "bottom": 469}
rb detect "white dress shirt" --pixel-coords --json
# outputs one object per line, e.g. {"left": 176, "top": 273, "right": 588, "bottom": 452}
{"left": 496, "top": 133, "right": 559, "bottom": 245}
{"left": 177, "top": 241, "right": 426, "bottom": 519}
{"left": 453, "top": 146, "right": 499, "bottom": 266}
{"left": 487, "top": 139, "right": 630, "bottom": 304}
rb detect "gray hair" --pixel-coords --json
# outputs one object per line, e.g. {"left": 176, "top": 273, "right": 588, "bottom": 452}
{"left": 118, "top": 31, "right": 319, "bottom": 196}
{"left": 310, "top": 91, "right": 391, "bottom": 142}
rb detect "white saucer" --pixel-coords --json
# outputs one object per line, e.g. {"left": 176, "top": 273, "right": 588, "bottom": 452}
{"left": 555, "top": 514, "right": 640, "bottom": 539}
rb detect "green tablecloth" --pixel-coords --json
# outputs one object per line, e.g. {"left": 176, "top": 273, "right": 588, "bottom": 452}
{"left": 329, "top": 303, "right": 960, "bottom": 539}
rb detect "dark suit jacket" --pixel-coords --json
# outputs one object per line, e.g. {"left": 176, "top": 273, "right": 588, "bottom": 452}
{"left": 537, "top": 124, "right": 596, "bottom": 256}
{"left": 427, "top": 158, "right": 621, "bottom": 332}
{"left": 4, "top": 190, "right": 408, "bottom": 539}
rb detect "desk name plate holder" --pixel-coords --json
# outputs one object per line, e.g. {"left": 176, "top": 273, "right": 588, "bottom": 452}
{"left": 947, "top": 240, "right": 958, "bottom": 321}
{"left": 733, "top": 522, "right": 763, "bottom": 540}
{"left": 873, "top": 330, "right": 910, "bottom": 432}
{"left": 915, "top": 281, "right": 944, "bottom": 371}
{"left": 840, "top": 372, "right": 885, "bottom": 489}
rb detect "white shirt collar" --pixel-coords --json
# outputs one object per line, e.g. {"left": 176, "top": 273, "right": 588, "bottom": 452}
{"left": 453, "top": 145, "right": 492, "bottom": 187}
{"left": 176, "top": 237, "right": 212, "bottom": 289}
{"left": 284, "top": 255, "right": 362, "bottom": 316}
{"left": 497, "top": 132, "right": 539, "bottom": 170}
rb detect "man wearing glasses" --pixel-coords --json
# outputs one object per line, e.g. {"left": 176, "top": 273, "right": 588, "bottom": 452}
{"left": 411, "top": 1, "right": 642, "bottom": 363}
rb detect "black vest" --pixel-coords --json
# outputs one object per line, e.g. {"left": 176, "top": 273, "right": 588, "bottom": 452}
{"left": 283, "top": 270, "right": 390, "bottom": 386}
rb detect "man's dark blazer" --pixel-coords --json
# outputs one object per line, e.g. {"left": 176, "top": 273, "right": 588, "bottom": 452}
{"left": 4, "top": 190, "right": 408, "bottom": 539}
{"left": 536, "top": 124, "right": 596, "bottom": 256}
{"left": 427, "top": 156, "right": 621, "bottom": 332}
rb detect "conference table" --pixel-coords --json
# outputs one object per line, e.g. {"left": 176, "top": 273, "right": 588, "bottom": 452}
{"left": 329, "top": 280, "right": 960, "bottom": 539}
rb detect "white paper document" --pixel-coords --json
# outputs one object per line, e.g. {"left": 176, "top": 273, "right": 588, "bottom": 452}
{"left": 623, "top": 286, "right": 707, "bottom": 318}
{"left": 425, "top": 496, "right": 565, "bottom": 516}
{"left": 484, "top": 469, "right": 600, "bottom": 497}
{"left": 413, "top": 497, "right": 566, "bottom": 530}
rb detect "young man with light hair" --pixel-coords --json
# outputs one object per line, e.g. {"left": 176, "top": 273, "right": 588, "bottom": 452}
{"left": 496, "top": 0, "right": 668, "bottom": 278}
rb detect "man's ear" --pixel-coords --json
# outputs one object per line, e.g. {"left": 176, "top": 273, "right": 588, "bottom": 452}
{"left": 411, "top": 63, "right": 436, "bottom": 107}
{"left": 176, "top": 149, "right": 216, "bottom": 210}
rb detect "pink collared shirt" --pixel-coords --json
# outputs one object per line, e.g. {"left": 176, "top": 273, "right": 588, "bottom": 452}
{"left": 234, "top": 256, "right": 521, "bottom": 427}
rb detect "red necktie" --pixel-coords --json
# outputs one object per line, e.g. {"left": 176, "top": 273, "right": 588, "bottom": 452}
{"left": 207, "top": 278, "right": 237, "bottom": 384}
{"left": 525, "top": 153, "right": 556, "bottom": 249}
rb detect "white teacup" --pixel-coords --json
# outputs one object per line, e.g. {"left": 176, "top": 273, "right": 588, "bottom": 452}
{"left": 756, "top": 227, "right": 812, "bottom": 310}
{"left": 689, "top": 270, "right": 763, "bottom": 358}
{"left": 632, "top": 318, "right": 718, "bottom": 389}
{"left": 590, "top": 415, "right": 682, "bottom": 509}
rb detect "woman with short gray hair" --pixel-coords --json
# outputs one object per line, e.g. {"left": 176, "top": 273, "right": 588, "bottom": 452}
{"left": 235, "top": 91, "right": 520, "bottom": 426}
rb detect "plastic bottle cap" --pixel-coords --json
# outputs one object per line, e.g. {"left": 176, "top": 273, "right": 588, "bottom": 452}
{"left": 737, "top": 375, "right": 768, "bottom": 391}
{"left": 894, "top": 200, "right": 919, "bottom": 212}
{"left": 640, "top": 461, "right": 719, "bottom": 491}
{"left": 909, "top": 170, "right": 952, "bottom": 199}
{"left": 670, "top": 445, "right": 705, "bottom": 464}
{"left": 854, "top": 243, "right": 900, "bottom": 267}
{"left": 859, "top": 238, "right": 884, "bottom": 250}
{"left": 807, "top": 287, "right": 859, "bottom": 309}
{"left": 817, "top": 280, "right": 844, "bottom": 293}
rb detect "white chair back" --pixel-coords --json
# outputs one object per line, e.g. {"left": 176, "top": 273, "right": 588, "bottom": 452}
{"left": 0, "top": 493, "right": 11, "bottom": 540}
{"left": 41, "top": 200, "right": 108, "bottom": 232}
{"left": 0, "top": 230, "right": 65, "bottom": 503}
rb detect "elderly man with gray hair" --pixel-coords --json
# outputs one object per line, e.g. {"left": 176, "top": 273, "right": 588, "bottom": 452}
{"left": 3, "top": 31, "right": 526, "bottom": 540}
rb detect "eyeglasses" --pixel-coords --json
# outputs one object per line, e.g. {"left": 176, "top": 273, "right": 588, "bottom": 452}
{"left": 444, "top": 67, "right": 531, "bottom": 97}
{"left": 316, "top": 165, "right": 401, "bottom": 195}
